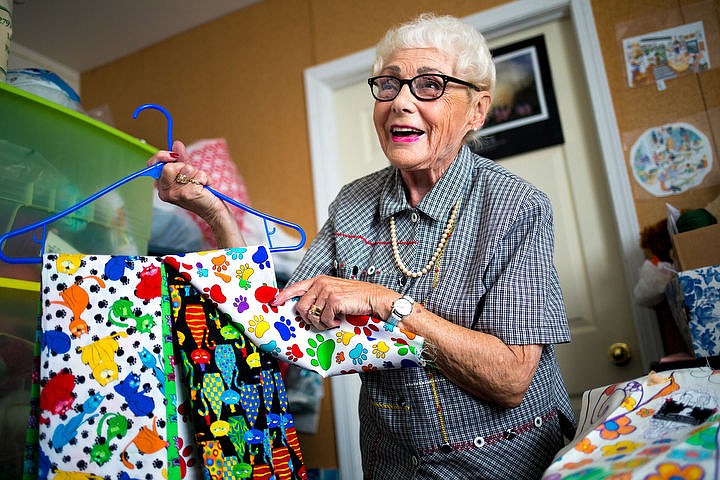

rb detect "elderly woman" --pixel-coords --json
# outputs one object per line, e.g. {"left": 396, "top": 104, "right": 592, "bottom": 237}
{"left": 151, "top": 13, "right": 575, "bottom": 479}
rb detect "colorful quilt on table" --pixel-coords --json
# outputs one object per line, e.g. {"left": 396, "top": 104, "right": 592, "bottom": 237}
{"left": 542, "top": 366, "right": 719, "bottom": 480}
{"left": 30, "top": 246, "right": 425, "bottom": 479}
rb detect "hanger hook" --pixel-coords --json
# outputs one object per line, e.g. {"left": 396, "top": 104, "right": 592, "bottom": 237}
{"left": 132, "top": 103, "right": 174, "bottom": 150}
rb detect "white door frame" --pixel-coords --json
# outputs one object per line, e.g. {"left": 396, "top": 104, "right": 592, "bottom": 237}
{"left": 303, "top": 1, "right": 663, "bottom": 476}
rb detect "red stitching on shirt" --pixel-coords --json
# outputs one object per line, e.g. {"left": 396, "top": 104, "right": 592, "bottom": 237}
{"left": 417, "top": 408, "right": 558, "bottom": 456}
{"left": 334, "top": 232, "right": 417, "bottom": 246}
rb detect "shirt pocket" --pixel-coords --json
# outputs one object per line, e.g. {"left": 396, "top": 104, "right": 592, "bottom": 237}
{"left": 336, "top": 262, "right": 400, "bottom": 290}
{"left": 334, "top": 238, "right": 401, "bottom": 289}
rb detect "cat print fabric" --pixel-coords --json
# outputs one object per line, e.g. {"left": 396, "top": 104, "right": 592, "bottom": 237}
{"left": 35, "top": 254, "right": 192, "bottom": 479}
{"left": 166, "top": 264, "right": 306, "bottom": 479}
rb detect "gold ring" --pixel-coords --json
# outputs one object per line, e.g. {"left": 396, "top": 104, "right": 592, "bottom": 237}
{"left": 175, "top": 172, "right": 190, "bottom": 184}
{"left": 189, "top": 178, "right": 203, "bottom": 185}
{"left": 308, "top": 304, "right": 323, "bottom": 317}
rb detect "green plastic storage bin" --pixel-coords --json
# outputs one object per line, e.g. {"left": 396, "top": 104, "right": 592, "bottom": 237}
{"left": 0, "top": 82, "right": 158, "bottom": 477}
{"left": 0, "top": 82, "right": 157, "bottom": 280}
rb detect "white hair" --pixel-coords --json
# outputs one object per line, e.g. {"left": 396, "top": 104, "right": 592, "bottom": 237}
{"left": 371, "top": 13, "right": 495, "bottom": 94}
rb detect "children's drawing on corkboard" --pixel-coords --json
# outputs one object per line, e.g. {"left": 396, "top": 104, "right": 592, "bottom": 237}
{"left": 623, "top": 21, "right": 710, "bottom": 88}
{"left": 630, "top": 122, "right": 712, "bottom": 196}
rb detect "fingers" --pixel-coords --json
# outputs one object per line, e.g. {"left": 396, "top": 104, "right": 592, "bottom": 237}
{"left": 157, "top": 162, "right": 201, "bottom": 193}
{"left": 274, "top": 279, "right": 339, "bottom": 329}
{"left": 278, "top": 276, "right": 389, "bottom": 331}
{"left": 272, "top": 279, "right": 310, "bottom": 305}
{"left": 275, "top": 276, "right": 336, "bottom": 330}
{"left": 172, "top": 140, "right": 187, "bottom": 159}
{"left": 304, "top": 301, "right": 341, "bottom": 330}
{"left": 147, "top": 140, "right": 187, "bottom": 167}
{"left": 309, "top": 298, "right": 345, "bottom": 330}
{"left": 173, "top": 167, "right": 204, "bottom": 186}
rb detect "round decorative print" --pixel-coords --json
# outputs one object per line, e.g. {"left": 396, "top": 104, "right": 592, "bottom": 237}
{"left": 631, "top": 122, "right": 712, "bottom": 196}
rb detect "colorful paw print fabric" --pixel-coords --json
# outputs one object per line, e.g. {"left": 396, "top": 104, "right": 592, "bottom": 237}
{"left": 164, "top": 246, "right": 426, "bottom": 377}
{"left": 36, "top": 254, "right": 200, "bottom": 479}
{"left": 542, "top": 366, "right": 720, "bottom": 479}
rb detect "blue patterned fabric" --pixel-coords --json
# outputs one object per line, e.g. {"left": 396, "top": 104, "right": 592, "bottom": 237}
{"left": 672, "top": 264, "right": 720, "bottom": 357}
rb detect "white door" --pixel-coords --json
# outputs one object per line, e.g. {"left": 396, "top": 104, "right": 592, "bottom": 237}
{"left": 335, "top": 17, "right": 644, "bottom": 409}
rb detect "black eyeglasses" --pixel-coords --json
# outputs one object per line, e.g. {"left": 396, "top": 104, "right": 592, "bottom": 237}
{"left": 368, "top": 74, "right": 481, "bottom": 102}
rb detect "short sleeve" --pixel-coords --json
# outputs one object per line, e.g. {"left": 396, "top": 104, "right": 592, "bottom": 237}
{"left": 476, "top": 191, "right": 570, "bottom": 345}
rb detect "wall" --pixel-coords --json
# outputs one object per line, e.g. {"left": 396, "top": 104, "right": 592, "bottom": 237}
{"left": 79, "top": 0, "right": 720, "bottom": 470}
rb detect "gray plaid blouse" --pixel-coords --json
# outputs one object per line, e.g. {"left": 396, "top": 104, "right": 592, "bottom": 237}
{"left": 290, "top": 145, "right": 576, "bottom": 479}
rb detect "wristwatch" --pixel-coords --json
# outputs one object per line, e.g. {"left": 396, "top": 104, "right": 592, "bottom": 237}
{"left": 387, "top": 295, "right": 415, "bottom": 328}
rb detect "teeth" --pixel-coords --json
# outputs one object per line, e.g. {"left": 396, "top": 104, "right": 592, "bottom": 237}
{"left": 392, "top": 127, "right": 422, "bottom": 135}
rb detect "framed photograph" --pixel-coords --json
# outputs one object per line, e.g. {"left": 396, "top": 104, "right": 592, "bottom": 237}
{"left": 473, "top": 35, "right": 564, "bottom": 160}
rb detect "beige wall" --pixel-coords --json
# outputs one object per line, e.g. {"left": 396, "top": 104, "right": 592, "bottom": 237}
{"left": 80, "top": 0, "right": 720, "bottom": 469}
{"left": 81, "top": 0, "right": 504, "bottom": 247}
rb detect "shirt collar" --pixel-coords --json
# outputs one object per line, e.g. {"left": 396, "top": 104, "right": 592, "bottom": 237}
{"left": 379, "top": 145, "right": 474, "bottom": 222}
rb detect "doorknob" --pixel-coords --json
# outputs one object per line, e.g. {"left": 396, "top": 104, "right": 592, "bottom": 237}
{"left": 608, "top": 342, "right": 631, "bottom": 366}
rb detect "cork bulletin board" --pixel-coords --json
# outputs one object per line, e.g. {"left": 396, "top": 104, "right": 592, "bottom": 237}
{"left": 605, "top": 0, "right": 720, "bottom": 231}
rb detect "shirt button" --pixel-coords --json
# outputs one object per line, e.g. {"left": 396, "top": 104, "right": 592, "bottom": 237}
{"left": 411, "top": 456, "right": 419, "bottom": 466}
{"left": 534, "top": 416, "right": 543, "bottom": 428}
{"left": 333, "top": 260, "right": 338, "bottom": 269}
{"left": 410, "top": 211, "right": 419, "bottom": 223}
{"left": 367, "top": 265, "right": 376, "bottom": 275}
{"left": 440, "top": 443, "right": 452, "bottom": 453}
{"left": 473, "top": 436, "right": 485, "bottom": 448}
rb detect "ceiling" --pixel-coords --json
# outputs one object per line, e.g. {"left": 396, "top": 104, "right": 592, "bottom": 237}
{"left": 11, "top": 0, "right": 262, "bottom": 72}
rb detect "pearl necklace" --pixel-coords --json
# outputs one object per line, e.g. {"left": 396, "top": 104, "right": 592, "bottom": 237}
{"left": 390, "top": 199, "right": 460, "bottom": 278}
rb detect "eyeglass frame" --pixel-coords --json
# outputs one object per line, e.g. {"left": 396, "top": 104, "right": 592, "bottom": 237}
{"left": 367, "top": 73, "right": 481, "bottom": 102}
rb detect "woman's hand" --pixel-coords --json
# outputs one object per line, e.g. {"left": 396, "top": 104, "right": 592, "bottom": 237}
{"left": 147, "top": 140, "right": 246, "bottom": 248}
{"left": 273, "top": 275, "right": 398, "bottom": 330}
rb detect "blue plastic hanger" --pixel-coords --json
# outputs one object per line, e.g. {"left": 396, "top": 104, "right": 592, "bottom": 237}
{"left": 0, "top": 104, "right": 306, "bottom": 264}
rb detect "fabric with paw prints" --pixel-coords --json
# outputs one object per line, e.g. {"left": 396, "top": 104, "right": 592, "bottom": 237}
{"left": 33, "top": 254, "right": 202, "bottom": 479}
{"left": 166, "top": 265, "right": 307, "bottom": 479}
{"left": 164, "top": 246, "right": 426, "bottom": 377}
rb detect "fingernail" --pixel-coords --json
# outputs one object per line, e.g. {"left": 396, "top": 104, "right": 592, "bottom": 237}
{"left": 169, "top": 152, "right": 180, "bottom": 158}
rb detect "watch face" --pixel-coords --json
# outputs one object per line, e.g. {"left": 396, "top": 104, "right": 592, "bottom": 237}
{"left": 394, "top": 297, "right": 413, "bottom": 316}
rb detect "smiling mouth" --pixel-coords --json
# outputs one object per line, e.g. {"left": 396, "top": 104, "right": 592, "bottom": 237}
{"left": 391, "top": 127, "right": 424, "bottom": 139}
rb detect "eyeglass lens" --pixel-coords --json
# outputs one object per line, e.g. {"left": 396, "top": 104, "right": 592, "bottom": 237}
{"left": 371, "top": 75, "right": 446, "bottom": 101}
